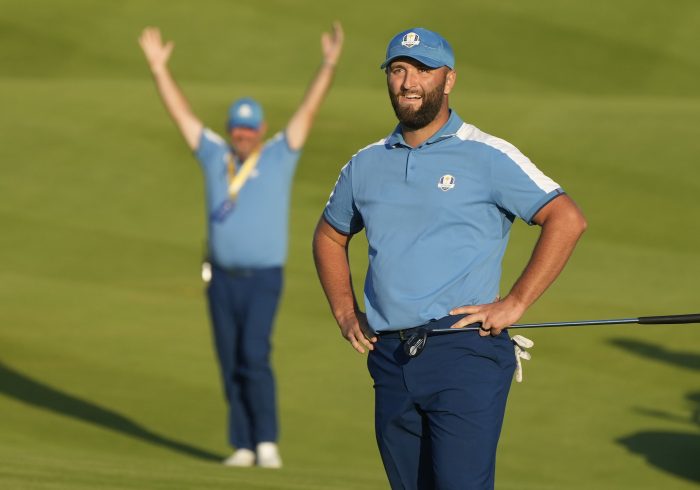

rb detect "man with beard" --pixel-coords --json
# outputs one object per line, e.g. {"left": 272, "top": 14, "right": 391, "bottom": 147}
{"left": 312, "top": 27, "right": 586, "bottom": 489}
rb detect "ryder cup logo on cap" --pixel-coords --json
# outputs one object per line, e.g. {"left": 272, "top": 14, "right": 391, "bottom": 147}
{"left": 381, "top": 27, "right": 455, "bottom": 70}
{"left": 401, "top": 32, "right": 420, "bottom": 48}
{"left": 237, "top": 104, "right": 253, "bottom": 118}
{"left": 227, "top": 97, "right": 264, "bottom": 130}
{"left": 438, "top": 174, "right": 455, "bottom": 191}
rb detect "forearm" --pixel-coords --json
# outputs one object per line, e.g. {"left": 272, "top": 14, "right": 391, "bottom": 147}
{"left": 506, "top": 197, "right": 587, "bottom": 311}
{"left": 302, "top": 62, "right": 337, "bottom": 113}
{"left": 286, "top": 62, "right": 337, "bottom": 150}
{"left": 313, "top": 217, "right": 376, "bottom": 352}
{"left": 149, "top": 65, "right": 202, "bottom": 150}
{"left": 312, "top": 220, "right": 358, "bottom": 324}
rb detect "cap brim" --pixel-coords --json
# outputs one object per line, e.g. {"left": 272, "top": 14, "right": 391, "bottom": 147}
{"left": 380, "top": 54, "right": 450, "bottom": 70}
{"left": 227, "top": 121, "right": 263, "bottom": 130}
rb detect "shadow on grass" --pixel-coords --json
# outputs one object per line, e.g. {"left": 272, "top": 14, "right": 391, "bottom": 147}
{"left": 0, "top": 361, "right": 222, "bottom": 462}
{"left": 608, "top": 338, "right": 700, "bottom": 371}
{"left": 617, "top": 430, "right": 700, "bottom": 483}
{"left": 610, "top": 339, "right": 700, "bottom": 483}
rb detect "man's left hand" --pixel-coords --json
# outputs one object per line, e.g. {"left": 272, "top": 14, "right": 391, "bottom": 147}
{"left": 449, "top": 296, "right": 526, "bottom": 337}
{"left": 321, "top": 21, "right": 344, "bottom": 67}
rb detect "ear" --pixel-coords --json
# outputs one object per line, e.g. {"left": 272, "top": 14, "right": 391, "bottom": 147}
{"left": 258, "top": 122, "right": 268, "bottom": 137}
{"left": 444, "top": 69, "right": 457, "bottom": 95}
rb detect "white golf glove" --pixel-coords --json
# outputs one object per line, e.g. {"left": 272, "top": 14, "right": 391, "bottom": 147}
{"left": 512, "top": 335, "right": 534, "bottom": 383}
{"left": 201, "top": 261, "right": 212, "bottom": 283}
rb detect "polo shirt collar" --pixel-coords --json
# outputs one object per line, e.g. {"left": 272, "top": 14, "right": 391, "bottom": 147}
{"left": 386, "top": 110, "right": 464, "bottom": 148}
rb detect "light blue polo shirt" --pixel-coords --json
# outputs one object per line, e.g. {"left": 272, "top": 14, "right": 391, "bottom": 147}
{"left": 324, "top": 111, "right": 564, "bottom": 332}
{"left": 196, "top": 128, "right": 300, "bottom": 268}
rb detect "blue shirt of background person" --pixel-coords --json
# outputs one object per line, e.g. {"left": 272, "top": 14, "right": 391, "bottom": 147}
{"left": 196, "top": 127, "right": 299, "bottom": 268}
{"left": 139, "top": 23, "right": 344, "bottom": 469}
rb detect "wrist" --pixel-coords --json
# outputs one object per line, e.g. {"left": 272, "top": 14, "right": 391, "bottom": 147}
{"left": 321, "top": 60, "right": 336, "bottom": 69}
{"left": 334, "top": 306, "right": 359, "bottom": 326}
{"left": 503, "top": 293, "right": 528, "bottom": 315}
{"left": 150, "top": 64, "right": 167, "bottom": 76}
{"left": 334, "top": 309, "right": 354, "bottom": 324}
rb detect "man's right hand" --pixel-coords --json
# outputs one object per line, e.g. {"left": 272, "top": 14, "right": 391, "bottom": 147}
{"left": 139, "top": 27, "right": 174, "bottom": 74}
{"left": 338, "top": 310, "right": 377, "bottom": 354}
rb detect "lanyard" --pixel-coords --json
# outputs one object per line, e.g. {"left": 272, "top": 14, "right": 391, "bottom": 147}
{"left": 227, "top": 146, "right": 262, "bottom": 200}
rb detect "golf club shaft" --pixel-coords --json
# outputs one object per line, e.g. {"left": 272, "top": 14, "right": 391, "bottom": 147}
{"left": 430, "top": 313, "right": 700, "bottom": 333}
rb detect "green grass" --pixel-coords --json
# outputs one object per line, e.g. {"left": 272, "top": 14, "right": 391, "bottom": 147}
{"left": 1, "top": 0, "right": 699, "bottom": 488}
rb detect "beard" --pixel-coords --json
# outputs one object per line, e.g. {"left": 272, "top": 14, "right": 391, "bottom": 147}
{"left": 389, "top": 79, "right": 447, "bottom": 130}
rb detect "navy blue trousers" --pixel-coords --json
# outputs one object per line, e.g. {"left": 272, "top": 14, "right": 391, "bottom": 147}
{"left": 368, "top": 319, "right": 516, "bottom": 490}
{"left": 206, "top": 264, "right": 282, "bottom": 450}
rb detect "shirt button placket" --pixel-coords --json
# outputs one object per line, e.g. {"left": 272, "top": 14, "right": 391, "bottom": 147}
{"left": 405, "top": 149, "right": 416, "bottom": 182}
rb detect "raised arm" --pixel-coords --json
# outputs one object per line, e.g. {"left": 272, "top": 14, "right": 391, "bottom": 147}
{"left": 139, "top": 27, "right": 203, "bottom": 151}
{"left": 312, "top": 217, "right": 377, "bottom": 354}
{"left": 450, "top": 195, "right": 588, "bottom": 335}
{"left": 286, "top": 22, "right": 344, "bottom": 151}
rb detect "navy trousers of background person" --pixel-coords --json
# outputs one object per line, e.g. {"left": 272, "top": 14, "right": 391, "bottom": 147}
{"left": 206, "top": 264, "right": 283, "bottom": 450}
{"left": 368, "top": 324, "right": 516, "bottom": 490}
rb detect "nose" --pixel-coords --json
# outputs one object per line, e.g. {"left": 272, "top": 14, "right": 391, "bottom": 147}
{"left": 401, "top": 68, "right": 419, "bottom": 90}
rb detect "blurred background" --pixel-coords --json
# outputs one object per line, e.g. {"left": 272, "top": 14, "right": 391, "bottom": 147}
{"left": 1, "top": 0, "right": 699, "bottom": 488}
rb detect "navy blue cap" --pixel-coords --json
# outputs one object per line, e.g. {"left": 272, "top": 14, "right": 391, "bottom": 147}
{"left": 227, "top": 97, "right": 264, "bottom": 130}
{"left": 380, "top": 27, "right": 455, "bottom": 70}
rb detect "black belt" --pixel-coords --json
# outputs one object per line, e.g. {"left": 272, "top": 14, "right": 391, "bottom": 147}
{"left": 210, "top": 262, "right": 279, "bottom": 278}
{"left": 377, "top": 313, "right": 469, "bottom": 339}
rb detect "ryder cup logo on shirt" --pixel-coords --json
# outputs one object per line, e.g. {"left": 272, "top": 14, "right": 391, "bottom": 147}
{"left": 438, "top": 174, "right": 455, "bottom": 191}
{"left": 401, "top": 32, "right": 420, "bottom": 48}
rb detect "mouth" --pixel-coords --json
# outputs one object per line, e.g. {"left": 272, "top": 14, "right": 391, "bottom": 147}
{"left": 401, "top": 93, "right": 422, "bottom": 103}
{"left": 398, "top": 92, "right": 423, "bottom": 110}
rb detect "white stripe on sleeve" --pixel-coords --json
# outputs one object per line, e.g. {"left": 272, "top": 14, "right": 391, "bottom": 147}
{"left": 203, "top": 128, "right": 226, "bottom": 145}
{"left": 456, "top": 123, "right": 559, "bottom": 193}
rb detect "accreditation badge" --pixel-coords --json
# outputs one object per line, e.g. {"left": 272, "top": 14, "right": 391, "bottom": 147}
{"left": 210, "top": 199, "right": 236, "bottom": 223}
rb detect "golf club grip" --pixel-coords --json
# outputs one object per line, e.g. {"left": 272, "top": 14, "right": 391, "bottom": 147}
{"left": 637, "top": 313, "right": 700, "bottom": 325}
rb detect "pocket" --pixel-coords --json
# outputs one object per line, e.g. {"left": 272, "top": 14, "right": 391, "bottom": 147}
{"left": 455, "top": 332, "right": 513, "bottom": 368}
{"left": 366, "top": 350, "right": 376, "bottom": 380}
{"left": 490, "top": 333, "right": 517, "bottom": 370}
